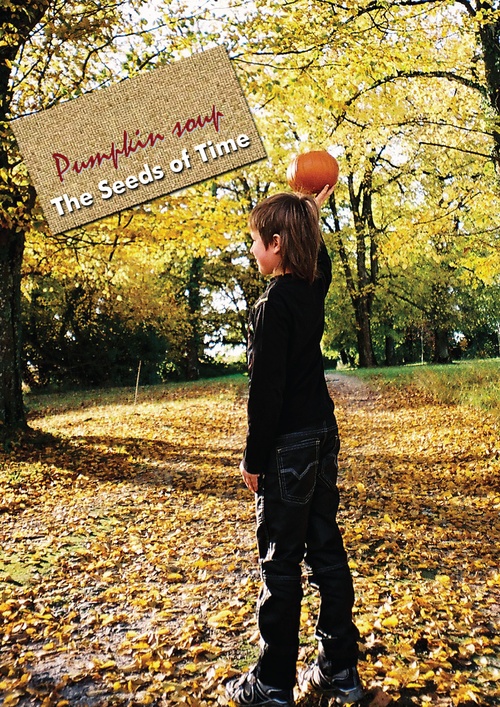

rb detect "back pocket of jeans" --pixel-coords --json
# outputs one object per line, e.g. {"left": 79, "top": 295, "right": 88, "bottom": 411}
{"left": 318, "top": 433, "right": 340, "bottom": 492}
{"left": 276, "top": 438, "right": 319, "bottom": 504}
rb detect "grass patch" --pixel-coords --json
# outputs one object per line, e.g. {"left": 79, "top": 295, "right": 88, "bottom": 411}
{"left": 24, "top": 373, "right": 248, "bottom": 416}
{"left": 342, "top": 358, "right": 500, "bottom": 416}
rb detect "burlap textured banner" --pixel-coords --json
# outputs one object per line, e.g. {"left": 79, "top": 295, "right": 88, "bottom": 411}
{"left": 11, "top": 46, "right": 267, "bottom": 235}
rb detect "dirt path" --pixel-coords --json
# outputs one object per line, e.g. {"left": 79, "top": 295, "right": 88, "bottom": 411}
{"left": 0, "top": 376, "right": 499, "bottom": 706}
{"left": 327, "top": 373, "right": 500, "bottom": 706}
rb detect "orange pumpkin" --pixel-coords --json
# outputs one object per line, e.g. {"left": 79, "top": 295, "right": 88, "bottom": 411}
{"left": 287, "top": 150, "right": 339, "bottom": 194}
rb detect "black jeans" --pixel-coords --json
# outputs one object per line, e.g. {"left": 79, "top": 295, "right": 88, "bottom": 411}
{"left": 254, "top": 416, "right": 360, "bottom": 690}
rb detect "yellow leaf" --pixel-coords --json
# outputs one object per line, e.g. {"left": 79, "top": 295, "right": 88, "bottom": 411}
{"left": 436, "top": 575, "right": 451, "bottom": 585}
{"left": 382, "top": 615, "right": 398, "bottom": 628}
{"left": 207, "top": 609, "right": 233, "bottom": 627}
{"left": 355, "top": 618, "right": 372, "bottom": 634}
{"left": 190, "top": 642, "right": 221, "bottom": 657}
{"left": 184, "top": 662, "right": 200, "bottom": 673}
{"left": 384, "top": 676, "right": 400, "bottom": 687}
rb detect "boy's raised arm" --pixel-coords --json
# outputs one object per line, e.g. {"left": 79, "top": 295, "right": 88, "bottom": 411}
{"left": 314, "top": 183, "right": 335, "bottom": 209}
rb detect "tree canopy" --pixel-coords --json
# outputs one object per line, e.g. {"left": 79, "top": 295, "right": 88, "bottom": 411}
{"left": 1, "top": 0, "right": 500, "bottom": 436}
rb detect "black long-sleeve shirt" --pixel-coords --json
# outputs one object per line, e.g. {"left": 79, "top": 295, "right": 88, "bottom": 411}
{"left": 242, "top": 243, "right": 335, "bottom": 475}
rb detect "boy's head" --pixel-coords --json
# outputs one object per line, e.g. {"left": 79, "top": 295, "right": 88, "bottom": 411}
{"left": 249, "top": 192, "right": 321, "bottom": 284}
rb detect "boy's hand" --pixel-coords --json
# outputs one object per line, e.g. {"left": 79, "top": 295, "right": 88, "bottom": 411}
{"left": 315, "top": 184, "right": 335, "bottom": 209}
{"left": 239, "top": 460, "right": 259, "bottom": 493}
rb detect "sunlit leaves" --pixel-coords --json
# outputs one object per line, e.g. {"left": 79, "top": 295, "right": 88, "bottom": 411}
{"left": 220, "top": 0, "right": 500, "bottom": 362}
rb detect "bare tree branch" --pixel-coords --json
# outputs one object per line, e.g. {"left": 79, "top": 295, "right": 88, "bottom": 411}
{"left": 419, "top": 140, "right": 492, "bottom": 159}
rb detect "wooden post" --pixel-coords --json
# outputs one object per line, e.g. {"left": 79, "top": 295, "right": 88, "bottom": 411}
{"left": 134, "top": 360, "right": 142, "bottom": 405}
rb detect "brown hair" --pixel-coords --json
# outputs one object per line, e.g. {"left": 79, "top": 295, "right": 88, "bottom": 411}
{"left": 249, "top": 192, "right": 321, "bottom": 284}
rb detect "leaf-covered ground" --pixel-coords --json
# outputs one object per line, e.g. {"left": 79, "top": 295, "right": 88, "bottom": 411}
{"left": 0, "top": 374, "right": 499, "bottom": 706}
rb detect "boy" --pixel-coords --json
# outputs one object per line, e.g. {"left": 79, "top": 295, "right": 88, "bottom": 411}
{"left": 225, "top": 186, "right": 363, "bottom": 707}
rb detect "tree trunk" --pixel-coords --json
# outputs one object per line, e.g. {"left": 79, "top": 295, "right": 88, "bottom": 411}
{"left": 433, "top": 328, "right": 451, "bottom": 363}
{"left": 0, "top": 227, "right": 27, "bottom": 435}
{"left": 330, "top": 179, "right": 378, "bottom": 369}
{"left": 385, "top": 333, "right": 397, "bottom": 366}
{"left": 478, "top": 13, "right": 500, "bottom": 169}
{"left": 184, "top": 256, "right": 204, "bottom": 380}
{"left": 0, "top": 2, "right": 51, "bottom": 440}
{"left": 355, "top": 299, "right": 377, "bottom": 367}
{"left": 339, "top": 348, "right": 349, "bottom": 366}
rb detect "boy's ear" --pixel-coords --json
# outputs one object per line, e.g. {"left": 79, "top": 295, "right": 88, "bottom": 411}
{"left": 272, "top": 234, "right": 282, "bottom": 253}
